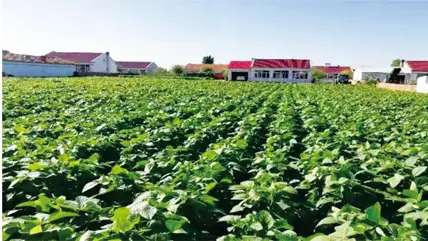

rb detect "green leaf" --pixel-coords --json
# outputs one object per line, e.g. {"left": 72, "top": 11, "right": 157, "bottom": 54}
{"left": 402, "top": 190, "right": 418, "bottom": 199}
{"left": 199, "top": 195, "right": 218, "bottom": 206}
{"left": 316, "top": 217, "right": 337, "bottom": 227}
{"left": 128, "top": 201, "right": 157, "bottom": 220}
{"left": 48, "top": 211, "right": 79, "bottom": 222}
{"left": 235, "top": 139, "right": 248, "bottom": 148}
{"left": 405, "top": 156, "right": 418, "bottom": 166}
{"left": 250, "top": 222, "right": 263, "bottom": 231}
{"left": 165, "top": 219, "right": 186, "bottom": 232}
{"left": 256, "top": 210, "right": 274, "bottom": 229}
{"left": 28, "top": 163, "right": 45, "bottom": 171}
{"left": 30, "top": 225, "right": 42, "bottom": 235}
{"left": 88, "top": 153, "right": 100, "bottom": 163}
{"left": 412, "top": 166, "right": 426, "bottom": 177}
{"left": 202, "top": 150, "right": 218, "bottom": 161}
{"left": 111, "top": 207, "right": 139, "bottom": 233}
{"left": 387, "top": 173, "right": 404, "bottom": 188}
{"left": 275, "top": 219, "right": 293, "bottom": 230}
{"left": 14, "top": 125, "right": 26, "bottom": 133}
{"left": 283, "top": 186, "right": 298, "bottom": 195}
{"left": 111, "top": 165, "right": 129, "bottom": 175}
{"left": 205, "top": 182, "right": 217, "bottom": 193}
{"left": 82, "top": 181, "right": 99, "bottom": 193}
{"left": 310, "top": 234, "right": 331, "bottom": 241}
{"left": 366, "top": 202, "right": 381, "bottom": 224}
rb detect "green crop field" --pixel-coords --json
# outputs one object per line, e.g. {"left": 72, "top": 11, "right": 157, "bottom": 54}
{"left": 2, "top": 77, "right": 428, "bottom": 241}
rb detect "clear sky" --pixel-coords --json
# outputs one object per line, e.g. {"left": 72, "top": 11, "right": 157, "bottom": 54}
{"left": 2, "top": 0, "right": 428, "bottom": 69}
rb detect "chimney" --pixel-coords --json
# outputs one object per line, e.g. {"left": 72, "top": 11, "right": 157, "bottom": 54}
{"left": 106, "top": 52, "right": 110, "bottom": 73}
{"left": 401, "top": 59, "right": 405, "bottom": 68}
{"left": 40, "top": 55, "right": 47, "bottom": 62}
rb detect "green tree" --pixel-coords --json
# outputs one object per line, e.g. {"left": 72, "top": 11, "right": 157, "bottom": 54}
{"left": 312, "top": 68, "right": 326, "bottom": 81}
{"left": 391, "top": 59, "right": 401, "bottom": 67}
{"left": 202, "top": 55, "right": 215, "bottom": 64}
{"left": 171, "top": 65, "right": 184, "bottom": 75}
{"left": 154, "top": 67, "right": 168, "bottom": 75}
{"left": 201, "top": 66, "right": 214, "bottom": 75}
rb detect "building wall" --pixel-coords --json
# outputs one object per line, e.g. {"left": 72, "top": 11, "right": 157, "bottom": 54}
{"left": 3, "top": 61, "right": 74, "bottom": 77}
{"left": 145, "top": 62, "right": 158, "bottom": 74}
{"left": 248, "top": 68, "right": 312, "bottom": 83}
{"left": 417, "top": 76, "right": 428, "bottom": 93}
{"left": 90, "top": 53, "right": 118, "bottom": 73}
{"left": 228, "top": 69, "right": 250, "bottom": 80}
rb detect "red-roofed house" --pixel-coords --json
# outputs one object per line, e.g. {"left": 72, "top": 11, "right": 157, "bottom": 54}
{"left": 3, "top": 50, "right": 75, "bottom": 77}
{"left": 227, "top": 61, "right": 252, "bottom": 81}
{"left": 314, "top": 64, "right": 352, "bottom": 80}
{"left": 46, "top": 51, "right": 118, "bottom": 73}
{"left": 403, "top": 61, "right": 428, "bottom": 82}
{"left": 117, "top": 61, "right": 158, "bottom": 74}
{"left": 228, "top": 58, "right": 312, "bottom": 82}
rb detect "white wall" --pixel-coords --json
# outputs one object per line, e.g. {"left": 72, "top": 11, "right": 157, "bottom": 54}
{"left": 3, "top": 61, "right": 74, "bottom": 77}
{"left": 228, "top": 69, "right": 250, "bottom": 80}
{"left": 90, "top": 53, "right": 118, "bottom": 73}
{"left": 417, "top": 76, "right": 428, "bottom": 93}
{"left": 249, "top": 68, "right": 312, "bottom": 83}
{"left": 145, "top": 62, "right": 158, "bottom": 74}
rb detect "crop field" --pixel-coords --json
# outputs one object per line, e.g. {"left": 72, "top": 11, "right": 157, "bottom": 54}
{"left": 2, "top": 77, "right": 428, "bottom": 241}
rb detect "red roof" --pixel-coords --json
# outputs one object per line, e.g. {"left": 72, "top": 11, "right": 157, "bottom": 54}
{"left": 406, "top": 61, "right": 428, "bottom": 72}
{"left": 46, "top": 51, "right": 103, "bottom": 63}
{"left": 253, "top": 59, "right": 311, "bottom": 69}
{"left": 3, "top": 51, "right": 73, "bottom": 65}
{"left": 228, "top": 61, "right": 252, "bottom": 69}
{"left": 117, "top": 61, "right": 151, "bottom": 69}
{"left": 314, "top": 66, "right": 351, "bottom": 73}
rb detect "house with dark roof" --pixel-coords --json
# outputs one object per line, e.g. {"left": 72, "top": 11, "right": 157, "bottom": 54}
{"left": 314, "top": 64, "right": 352, "bottom": 80}
{"left": 2, "top": 50, "right": 75, "bottom": 77}
{"left": 46, "top": 51, "right": 118, "bottom": 73}
{"left": 228, "top": 58, "right": 312, "bottom": 82}
{"left": 117, "top": 61, "right": 158, "bottom": 74}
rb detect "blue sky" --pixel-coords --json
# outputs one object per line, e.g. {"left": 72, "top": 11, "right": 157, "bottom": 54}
{"left": 2, "top": 0, "right": 428, "bottom": 68}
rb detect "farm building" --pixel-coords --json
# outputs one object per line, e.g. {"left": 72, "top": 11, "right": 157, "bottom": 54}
{"left": 117, "top": 61, "right": 158, "bottom": 74}
{"left": 353, "top": 60, "right": 428, "bottom": 84}
{"left": 228, "top": 58, "right": 312, "bottom": 82}
{"left": 2, "top": 50, "right": 75, "bottom": 77}
{"left": 353, "top": 67, "right": 398, "bottom": 82}
{"left": 46, "top": 51, "right": 118, "bottom": 73}
{"left": 314, "top": 64, "right": 352, "bottom": 81}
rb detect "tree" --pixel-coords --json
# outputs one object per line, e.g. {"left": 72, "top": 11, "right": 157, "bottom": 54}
{"left": 171, "top": 65, "right": 184, "bottom": 75}
{"left": 312, "top": 68, "right": 326, "bottom": 81}
{"left": 220, "top": 69, "right": 228, "bottom": 80}
{"left": 154, "top": 67, "right": 168, "bottom": 75}
{"left": 391, "top": 59, "right": 401, "bottom": 67}
{"left": 340, "top": 69, "right": 354, "bottom": 80}
{"left": 202, "top": 55, "right": 214, "bottom": 64}
{"left": 201, "top": 66, "right": 214, "bottom": 75}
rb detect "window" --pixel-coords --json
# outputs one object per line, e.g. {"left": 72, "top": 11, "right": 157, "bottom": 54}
{"left": 254, "top": 70, "right": 270, "bottom": 79}
{"left": 273, "top": 71, "right": 289, "bottom": 79}
{"left": 76, "top": 64, "right": 90, "bottom": 72}
{"left": 292, "top": 71, "right": 309, "bottom": 80}
{"left": 417, "top": 73, "right": 428, "bottom": 78}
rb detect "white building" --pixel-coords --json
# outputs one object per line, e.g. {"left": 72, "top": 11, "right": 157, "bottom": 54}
{"left": 228, "top": 58, "right": 312, "bottom": 82}
{"left": 117, "top": 61, "right": 158, "bottom": 74}
{"left": 2, "top": 51, "right": 74, "bottom": 77}
{"left": 353, "top": 60, "right": 428, "bottom": 84}
{"left": 46, "top": 51, "right": 118, "bottom": 73}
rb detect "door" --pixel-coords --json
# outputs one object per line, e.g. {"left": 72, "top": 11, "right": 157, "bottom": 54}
{"left": 231, "top": 71, "right": 249, "bottom": 81}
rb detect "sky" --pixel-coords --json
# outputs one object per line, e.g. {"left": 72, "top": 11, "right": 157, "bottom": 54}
{"left": 2, "top": 0, "right": 428, "bottom": 69}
